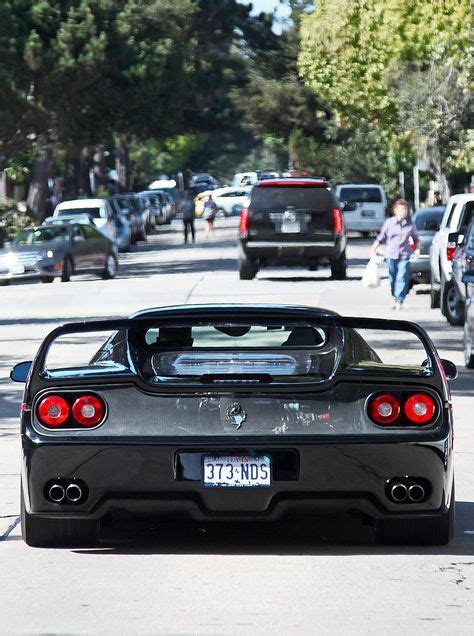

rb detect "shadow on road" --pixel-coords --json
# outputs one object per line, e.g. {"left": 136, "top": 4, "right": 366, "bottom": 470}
{"left": 73, "top": 501, "right": 474, "bottom": 557}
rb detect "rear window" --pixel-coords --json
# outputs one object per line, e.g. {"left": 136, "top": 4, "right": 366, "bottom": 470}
{"left": 251, "top": 187, "right": 334, "bottom": 210}
{"left": 57, "top": 207, "right": 102, "bottom": 218}
{"left": 413, "top": 210, "right": 444, "bottom": 231}
{"left": 339, "top": 187, "right": 382, "bottom": 203}
{"left": 13, "top": 226, "right": 68, "bottom": 244}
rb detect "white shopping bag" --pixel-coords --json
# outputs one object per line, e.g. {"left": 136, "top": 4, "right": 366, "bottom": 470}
{"left": 362, "top": 256, "right": 381, "bottom": 288}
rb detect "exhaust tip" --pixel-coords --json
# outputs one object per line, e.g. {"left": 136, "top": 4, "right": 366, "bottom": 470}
{"left": 408, "top": 484, "right": 425, "bottom": 503}
{"left": 49, "top": 483, "right": 65, "bottom": 503}
{"left": 66, "top": 483, "right": 83, "bottom": 503}
{"left": 390, "top": 483, "right": 408, "bottom": 503}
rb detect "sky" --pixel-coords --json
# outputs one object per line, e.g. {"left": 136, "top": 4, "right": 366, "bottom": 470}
{"left": 237, "top": 0, "right": 292, "bottom": 32}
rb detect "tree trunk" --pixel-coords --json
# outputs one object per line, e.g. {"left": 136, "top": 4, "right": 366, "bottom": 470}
{"left": 64, "top": 150, "right": 81, "bottom": 200}
{"left": 115, "top": 135, "right": 130, "bottom": 192}
{"left": 26, "top": 146, "right": 51, "bottom": 222}
{"left": 79, "top": 147, "right": 93, "bottom": 198}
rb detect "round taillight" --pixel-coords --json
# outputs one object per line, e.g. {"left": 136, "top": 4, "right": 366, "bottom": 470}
{"left": 368, "top": 394, "right": 401, "bottom": 425}
{"left": 37, "top": 395, "right": 70, "bottom": 427}
{"left": 404, "top": 393, "right": 436, "bottom": 425}
{"left": 72, "top": 395, "right": 105, "bottom": 427}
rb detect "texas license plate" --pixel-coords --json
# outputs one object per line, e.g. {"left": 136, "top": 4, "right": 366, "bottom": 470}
{"left": 281, "top": 221, "right": 301, "bottom": 233}
{"left": 203, "top": 455, "right": 271, "bottom": 487}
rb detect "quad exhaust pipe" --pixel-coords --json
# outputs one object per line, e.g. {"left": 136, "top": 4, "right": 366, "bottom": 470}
{"left": 387, "top": 479, "right": 427, "bottom": 504}
{"left": 47, "top": 480, "right": 86, "bottom": 504}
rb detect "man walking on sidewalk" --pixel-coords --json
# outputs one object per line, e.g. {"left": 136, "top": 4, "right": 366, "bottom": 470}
{"left": 180, "top": 191, "right": 196, "bottom": 244}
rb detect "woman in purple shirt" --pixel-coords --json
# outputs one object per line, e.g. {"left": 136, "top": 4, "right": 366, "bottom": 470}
{"left": 370, "top": 199, "right": 420, "bottom": 309}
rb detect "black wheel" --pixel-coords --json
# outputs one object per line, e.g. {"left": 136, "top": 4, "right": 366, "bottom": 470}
{"left": 0, "top": 279, "right": 10, "bottom": 286}
{"left": 138, "top": 228, "right": 147, "bottom": 241}
{"left": 102, "top": 253, "right": 118, "bottom": 280}
{"left": 41, "top": 276, "right": 54, "bottom": 284}
{"left": 443, "top": 280, "right": 464, "bottom": 325}
{"left": 239, "top": 250, "right": 258, "bottom": 280}
{"left": 21, "top": 486, "right": 99, "bottom": 548}
{"left": 430, "top": 281, "right": 440, "bottom": 308}
{"left": 331, "top": 251, "right": 347, "bottom": 280}
{"left": 131, "top": 232, "right": 137, "bottom": 245}
{"left": 464, "top": 319, "right": 474, "bottom": 368}
{"left": 61, "top": 257, "right": 73, "bottom": 282}
{"left": 376, "top": 483, "right": 454, "bottom": 546}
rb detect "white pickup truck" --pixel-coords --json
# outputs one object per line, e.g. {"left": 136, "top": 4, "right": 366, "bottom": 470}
{"left": 430, "top": 193, "right": 474, "bottom": 324}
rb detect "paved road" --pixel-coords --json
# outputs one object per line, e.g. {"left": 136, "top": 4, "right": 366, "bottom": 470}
{"left": 0, "top": 218, "right": 473, "bottom": 634}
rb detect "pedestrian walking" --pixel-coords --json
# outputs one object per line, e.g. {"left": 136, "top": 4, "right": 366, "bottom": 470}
{"left": 203, "top": 194, "right": 217, "bottom": 239}
{"left": 180, "top": 191, "right": 196, "bottom": 244}
{"left": 370, "top": 198, "right": 419, "bottom": 310}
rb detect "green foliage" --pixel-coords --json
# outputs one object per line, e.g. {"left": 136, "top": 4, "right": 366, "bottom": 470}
{"left": 0, "top": 200, "right": 33, "bottom": 242}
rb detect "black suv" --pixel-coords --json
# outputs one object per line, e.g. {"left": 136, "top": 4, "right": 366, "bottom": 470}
{"left": 238, "top": 178, "right": 347, "bottom": 280}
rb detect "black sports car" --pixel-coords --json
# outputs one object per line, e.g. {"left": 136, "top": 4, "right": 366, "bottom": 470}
{"left": 11, "top": 305, "right": 456, "bottom": 547}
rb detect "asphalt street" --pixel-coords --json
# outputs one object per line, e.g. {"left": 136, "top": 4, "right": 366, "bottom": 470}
{"left": 0, "top": 217, "right": 473, "bottom": 634}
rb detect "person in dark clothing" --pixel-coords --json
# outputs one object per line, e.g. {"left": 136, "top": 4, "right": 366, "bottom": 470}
{"left": 180, "top": 191, "right": 196, "bottom": 243}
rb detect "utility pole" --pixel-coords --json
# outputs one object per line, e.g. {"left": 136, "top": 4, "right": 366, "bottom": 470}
{"left": 398, "top": 171, "right": 405, "bottom": 199}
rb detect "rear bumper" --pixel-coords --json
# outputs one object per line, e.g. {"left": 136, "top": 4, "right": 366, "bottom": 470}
{"left": 23, "top": 434, "right": 453, "bottom": 522}
{"left": 410, "top": 257, "right": 431, "bottom": 283}
{"left": 242, "top": 240, "right": 344, "bottom": 264}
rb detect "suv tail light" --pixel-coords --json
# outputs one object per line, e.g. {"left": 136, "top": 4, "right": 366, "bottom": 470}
{"left": 37, "top": 395, "right": 70, "bottom": 427}
{"left": 404, "top": 393, "right": 436, "bottom": 425}
{"left": 36, "top": 393, "right": 106, "bottom": 428}
{"left": 239, "top": 207, "right": 249, "bottom": 239}
{"left": 368, "top": 394, "right": 401, "bottom": 425}
{"left": 333, "top": 208, "right": 343, "bottom": 237}
{"left": 446, "top": 242, "right": 456, "bottom": 261}
{"left": 72, "top": 395, "right": 105, "bottom": 427}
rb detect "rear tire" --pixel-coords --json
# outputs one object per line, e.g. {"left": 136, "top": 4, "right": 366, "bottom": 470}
{"left": 102, "top": 253, "right": 118, "bottom": 280}
{"left": 239, "top": 250, "right": 258, "bottom": 280}
{"left": 376, "top": 483, "right": 454, "bottom": 546}
{"left": 331, "top": 251, "right": 347, "bottom": 280}
{"left": 61, "top": 257, "right": 73, "bottom": 282}
{"left": 464, "top": 319, "right": 474, "bottom": 368}
{"left": 0, "top": 280, "right": 10, "bottom": 286}
{"left": 41, "top": 276, "right": 54, "bottom": 284}
{"left": 21, "top": 487, "right": 99, "bottom": 548}
{"left": 443, "top": 280, "right": 464, "bottom": 326}
{"left": 430, "top": 282, "right": 440, "bottom": 308}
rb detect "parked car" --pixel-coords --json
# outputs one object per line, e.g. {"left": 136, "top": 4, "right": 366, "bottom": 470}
{"left": 335, "top": 183, "right": 387, "bottom": 236}
{"left": 0, "top": 221, "right": 118, "bottom": 285}
{"left": 190, "top": 173, "right": 218, "bottom": 194}
{"left": 195, "top": 186, "right": 251, "bottom": 217}
{"left": 108, "top": 194, "right": 147, "bottom": 243}
{"left": 409, "top": 206, "right": 445, "bottom": 287}
{"left": 53, "top": 199, "right": 116, "bottom": 242}
{"left": 429, "top": 193, "right": 474, "bottom": 324}
{"left": 140, "top": 190, "right": 176, "bottom": 225}
{"left": 138, "top": 191, "right": 163, "bottom": 228}
{"left": 232, "top": 170, "right": 280, "bottom": 188}
{"left": 11, "top": 304, "right": 456, "bottom": 547}
{"left": 451, "top": 222, "right": 474, "bottom": 367}
{"left": 113, "top": 209, "right": 132, "bottom": 252}
{"left": 238, "top": 177, "right": 347, "bottom": 280}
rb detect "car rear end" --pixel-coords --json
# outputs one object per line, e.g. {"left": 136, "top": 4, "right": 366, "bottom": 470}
{"left": 410, "top": 207, "right": 444, "bottom": 285}
{"left": 336, "top": 184, "right": 387, "bottom": 234}
{"left": 18, "top": 307, "right": 454, "bottom": 546}
{"left": 239, "top": 179, "right": 347, "bottom": 279}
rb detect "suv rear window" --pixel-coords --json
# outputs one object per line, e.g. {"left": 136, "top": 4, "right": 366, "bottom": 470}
{"left": 339, "top": 187, "right": 382, "bottom": 203}
{"left": 58, "top": 207, "right": 102, "bottom": 218}
{"left": 414, "top": 210, "right": 444, "bottom": 231}
{"left": 251, "top": 187, "right": 334, "bottom": 210}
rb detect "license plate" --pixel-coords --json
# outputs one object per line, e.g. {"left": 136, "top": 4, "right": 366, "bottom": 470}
{"left": 203, "top": 455, "right": 271, "bottom": 487}
{"left": 281, "top": 221, "right": 301, "bottom": 233}
{"left": 361, "top": 210, "right": 375, "bottom": 217}
{"left": 10, "top": 263, "right": 25, "bottom": 275}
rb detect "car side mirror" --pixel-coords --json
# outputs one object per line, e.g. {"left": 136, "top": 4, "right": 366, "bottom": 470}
{"left": 441, "top": 359, "right": 457, "bottom": 380}
{"left": 10, "top": 361, "right": 32, "bottom": 383}
{"left": 342, "top": 201, "right": 357, "bottom": 212}
{"left": 448, "top": 232, "right": 459, "bottom": 244}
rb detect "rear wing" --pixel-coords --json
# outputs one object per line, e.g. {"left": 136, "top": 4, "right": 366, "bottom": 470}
{"left": 18, "top": 314, "right": 454, "bottom": 397}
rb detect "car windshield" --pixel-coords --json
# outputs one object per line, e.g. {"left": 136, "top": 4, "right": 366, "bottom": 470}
{"left": 339, "top": 187, "right": 382, "bottom": 203}
{"left": 57, "top": 207, "right": 102, "bottom": 218}
{"left": 251, "top": 186, "right": 333, "bottom": 210}
{"left": 13, "top": 226, "right": 68, "bottom": 245}
{"left": 413, "top": 210, "right": 444, "bottom": 231}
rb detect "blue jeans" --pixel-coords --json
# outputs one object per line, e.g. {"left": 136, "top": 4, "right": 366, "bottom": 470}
{"left": 387, "top": 258, "right": 410, "bottom": 302}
